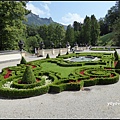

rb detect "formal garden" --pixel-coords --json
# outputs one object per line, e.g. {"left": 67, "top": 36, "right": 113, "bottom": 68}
{"left": 0, "top": 49, "right": 120, "bottom": 99}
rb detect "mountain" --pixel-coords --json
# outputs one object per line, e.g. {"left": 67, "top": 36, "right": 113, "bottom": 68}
{"left": 24, "top": 12, "right": 67, "bottom": 30}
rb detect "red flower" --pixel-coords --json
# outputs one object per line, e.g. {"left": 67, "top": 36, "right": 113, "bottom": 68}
{"left": 80, "top": 70, "right": 84, "bottom": 75}
{"left": 4, "top": 68, "right": 12, "bottom": 79}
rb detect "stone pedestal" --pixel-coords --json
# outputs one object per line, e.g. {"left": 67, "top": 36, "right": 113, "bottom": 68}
{"left": 39, "top": 49, "right": 44, "bottom": 57}
{"left": 21, "top": 50, "right": 25, "bottom": 57}
{"left": 35, "top": 48, "right": 39, "bottom": 55}
{"left": 67, "top": 46, "right": 71, "bottom": 52}
{"left": 75, "top": 45, "right": 78, "bottom": 51}
{"left": 52, "top": 48, "right": 55, "bottom": 55}
{"left": 59, "top": 48, "right": 62, "bottom": 54}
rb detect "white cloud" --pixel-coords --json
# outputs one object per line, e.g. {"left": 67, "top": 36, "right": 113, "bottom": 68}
{"left": 41, "top": 1, "right": 51, "bottom": 4}
{"left": 26, "top": 3, "right": 45, "bottom": 17}
{"left": 43, "top": 3, "right": 50, "bottom": 12}
{"left": 26, "top": 2, "right": 51, "bottom": 17}
{"left": 61, "top": 13, "right": 84, "bottom": 25}
{"left": 40, "top": 3, "right": 50, "bottom": 16}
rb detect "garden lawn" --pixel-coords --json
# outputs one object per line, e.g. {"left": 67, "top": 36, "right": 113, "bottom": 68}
{"left": 40, "top": 62, "right": 80, "bottom": 78}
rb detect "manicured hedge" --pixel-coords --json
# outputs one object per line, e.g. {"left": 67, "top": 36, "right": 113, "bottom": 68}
{"left": 0, "top": 85, "right": 49, "bottom": 99}
{"left": 0, "top": 51, "right": 119, "bottom": 98}
{"left": 49, "top": 80, "right": 84, "bottom": 93}
{"left": 11, "top": 77, "right": 45, "bottom": 89}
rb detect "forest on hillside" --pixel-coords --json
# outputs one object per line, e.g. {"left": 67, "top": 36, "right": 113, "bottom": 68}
{"left": 0, "top": 1, "right": 120, "bottom": 53}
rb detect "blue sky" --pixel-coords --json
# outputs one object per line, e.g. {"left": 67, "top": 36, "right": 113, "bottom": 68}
{"left": 26, "top": 1, "right": 116, "bottom": 26}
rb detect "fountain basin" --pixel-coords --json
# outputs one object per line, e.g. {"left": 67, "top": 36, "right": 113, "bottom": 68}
{"left": 64, "top": 56, "right": 100, "bottom": 62}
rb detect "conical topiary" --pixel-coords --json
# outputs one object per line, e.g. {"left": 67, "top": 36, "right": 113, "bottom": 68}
{"left": 21, "top": 66, "right": 36, "bottom": 84}
{"left": 20, "top": 56, "right": 27, "bottom": 64}
{"left": 46, "top": 53, "right": 50, "bottom": 59}
{"left": 66, "top": 51, "right": 69, "bottom": 55}
{"left": 58, "top": 53, "right": 61, "bottom": 57}
{"left": 115, "top": 59, "right": 120, "bottom": 69}
{"left": 114, "top": 49, "right": 119, "bottom": 61}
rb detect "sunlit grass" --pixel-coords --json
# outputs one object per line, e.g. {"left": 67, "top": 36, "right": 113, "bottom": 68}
{"left": 98, "top": 32, "right": 114, "bottom": 46}
{"left": 40, "top": 62, "right": 80, "bottom": 77}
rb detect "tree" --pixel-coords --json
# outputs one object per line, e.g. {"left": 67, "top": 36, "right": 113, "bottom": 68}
{"left": 25, "top": 36, "right": 41, "bottom": 53}
{"left": 74, "top": 31, "right": 80, "bottom": 45}
{"left": 54, "top": 24, "right": 65, "bottom": 48}
{"left": 82, "top": 16, "right": 91, "bottom": 45}
{"left": 65, "top": 24, "right": 74, "bottom": 47}
{"left": 98, "top": 18, "right": 110, "bottom": 36}
{"left": 90, "top": 15, "right": 100, "bottom": 46}
{"left": 37, "top": 25, "right": 48, "bottom": 46}
{"left": 105, "top": 1, "right": 120, "bottom": 32}
{"left": 47, "top": 24, "right": 56, "bottom": 48}
{"left": 26, "top": 25, "right": 39, "bottom": 37}
{"left": 0, "top": 1, "right": 29, "bottom": 50}
{"left": 73, "top": 21, "right": 82, "bottom": 46}
{"left": 112, "top": 18, "right": 120, "bottom": 46}
{"left": 73, "top": 21, "right": 81, "bottom": 31}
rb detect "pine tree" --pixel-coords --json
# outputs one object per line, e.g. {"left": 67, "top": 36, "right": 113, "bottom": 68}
{"left": 90, "top": 15, "right": 100, "bottom": 46}
{"left": 65, "top": 24, "right": 75, "bottom": 46}
{"left": 82, "top": 16, "right": 91, "bottom": 45}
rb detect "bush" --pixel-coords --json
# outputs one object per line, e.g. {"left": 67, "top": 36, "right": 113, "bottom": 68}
{"left": 21, "top": 66, "right": 36, "bottom": 84}
{"left": 20, "top": 56, "right": 27, "bottom": 64}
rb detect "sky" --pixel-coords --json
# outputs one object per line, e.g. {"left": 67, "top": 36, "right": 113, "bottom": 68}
{"left": 26, "top": 1, "right": 116, "bottom": 26}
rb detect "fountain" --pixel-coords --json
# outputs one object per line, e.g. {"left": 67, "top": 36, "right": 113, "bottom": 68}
{"left": 64, "top": 56, "right": 100, "bottom": 62}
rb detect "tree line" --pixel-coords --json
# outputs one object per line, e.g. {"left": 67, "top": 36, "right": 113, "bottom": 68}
{"left": 0, "top": 1, "right": 120, "bottom": 53}
{"left": 98, "top": 0, "right": 120, "bottom": 46}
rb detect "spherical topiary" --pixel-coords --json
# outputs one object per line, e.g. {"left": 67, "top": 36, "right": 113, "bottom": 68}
{"left": 46, "top": 53, "right": 50, "bottom": 59}
{"left": 20, "top": 56, "right": 27, "bottom": 64}
{"left": 21, "top": 66, "right": 36, "bottom": 84}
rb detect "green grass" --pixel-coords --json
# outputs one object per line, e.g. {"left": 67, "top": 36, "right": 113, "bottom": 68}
{"left": 40, "top": 62, "right": 80, "bottom": 77}
{"left": 98, "top": 32, "right": 114, "bottom": 46}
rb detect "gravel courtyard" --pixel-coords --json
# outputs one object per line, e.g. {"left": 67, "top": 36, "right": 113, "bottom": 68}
{"left": 0, "top": 80, "right": 120, "bottom": 119}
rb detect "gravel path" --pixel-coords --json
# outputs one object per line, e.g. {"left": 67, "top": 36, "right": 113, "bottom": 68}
{"left": 0, "top": 49, "right": 120, "bottom": 119}
{"left": 0, "top": 81, "right": 120, "bottom": 119}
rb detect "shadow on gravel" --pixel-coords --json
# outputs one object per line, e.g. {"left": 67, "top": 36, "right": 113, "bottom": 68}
{"left": 82, "top": 88, "right": 91, "bottom": 91}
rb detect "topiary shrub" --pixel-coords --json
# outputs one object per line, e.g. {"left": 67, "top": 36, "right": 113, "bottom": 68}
{"left": 20, "top": 56, "right": 27, "bottom": 64}
{"left": 114, "top": 49, "right": 119, "bottom": 61}
{"left": 115, "top": 59, "right": 120, "bottom": 69}
{"left": 21, "top": 66, "right": 36, "bottom": 84}
{"left": 66, "top": 51, "right": 69, "bottom": 55}
{"left": 46, "top": 53, "right": 50, "bottom": 59}
{"left": 58, "top": 53, "right": 61, "bottom": 57}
